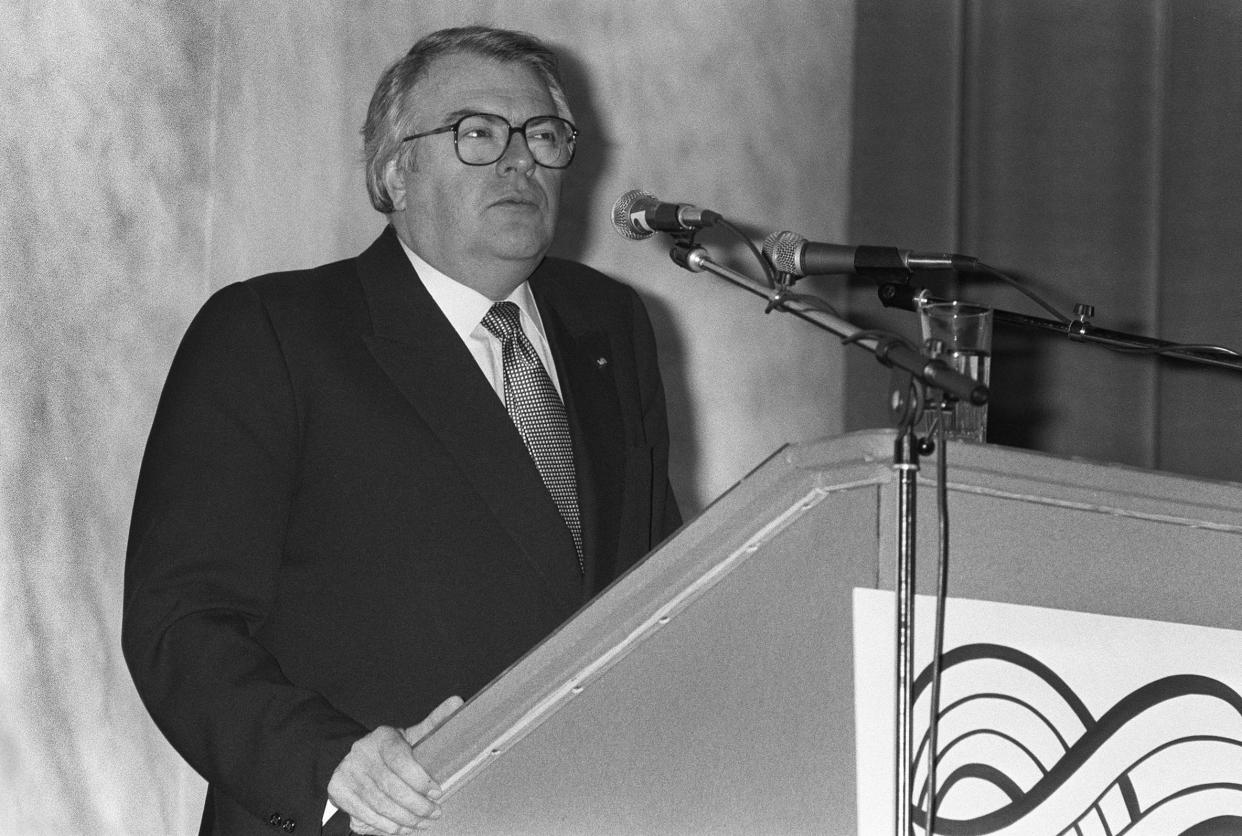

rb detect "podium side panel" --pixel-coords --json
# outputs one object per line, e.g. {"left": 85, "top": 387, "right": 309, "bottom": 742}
{"left": 432, "top": 486, "right": 881, "bottom": 836}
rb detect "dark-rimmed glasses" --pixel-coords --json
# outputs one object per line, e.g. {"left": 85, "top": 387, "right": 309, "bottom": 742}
{"left": 401, "top": 113, "right": 579, "bottom": 169}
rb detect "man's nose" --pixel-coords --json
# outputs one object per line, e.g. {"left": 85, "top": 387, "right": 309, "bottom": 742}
{"left": 496, "top": 129, "right": 536, "bottom": 173}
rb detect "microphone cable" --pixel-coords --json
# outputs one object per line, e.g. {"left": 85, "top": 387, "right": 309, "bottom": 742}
{"left": 719, "top": 218, "right": 778, "bottom": 287}
{"left": 922, "top": 414, "right": 950, "bottom": 836}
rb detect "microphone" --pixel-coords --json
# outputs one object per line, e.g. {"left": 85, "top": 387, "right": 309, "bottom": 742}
{"left": 611, "top": 189, "right": 723, "bottom": 240}
{"left": 762, "top": 230, "right": 978, "bottom": 276}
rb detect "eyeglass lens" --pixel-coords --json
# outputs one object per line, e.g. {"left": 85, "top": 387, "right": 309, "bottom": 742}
{"left": 456, "top": 114, "right": 575, "bottom": 168}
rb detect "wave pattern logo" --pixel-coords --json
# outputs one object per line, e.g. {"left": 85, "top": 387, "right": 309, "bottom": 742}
{"left": 909, "top": 644, "right": 1242, "bottom": 835}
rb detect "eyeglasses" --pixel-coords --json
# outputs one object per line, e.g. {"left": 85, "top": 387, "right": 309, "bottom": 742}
{"left": 401, "top": 113, "right": 579, "bottom": 169}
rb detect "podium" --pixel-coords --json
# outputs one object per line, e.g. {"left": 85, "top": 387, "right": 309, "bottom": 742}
{"left": 412, "top": 430, "right": 1242, "bottom": 834}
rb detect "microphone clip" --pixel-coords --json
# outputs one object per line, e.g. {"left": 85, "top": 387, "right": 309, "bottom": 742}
{"left": 877, "top": 281, "right": 929, "bottom": 312}
{"left": 764, "top": 273, "right": 801, "bottom": 313}
{"left": 667, "top": 230, "right": 704, "bottom": 271}
{"left": 764, "top": 285, "right": 791, "bottom": 314}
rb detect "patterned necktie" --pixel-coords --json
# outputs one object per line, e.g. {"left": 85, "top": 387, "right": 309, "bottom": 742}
{"left": 481, "top": 301, "right": 583, "bottom": 573}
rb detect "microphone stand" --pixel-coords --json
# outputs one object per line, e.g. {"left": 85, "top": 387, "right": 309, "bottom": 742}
{"left": 667, "top": 237, "right": 983, "bottom": 836}
{"left": 878, "top": 282, "right": 1242, "bottom": 373}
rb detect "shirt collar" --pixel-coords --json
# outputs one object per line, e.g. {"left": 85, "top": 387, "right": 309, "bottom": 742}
{"left": 397, "top": 234, "right": 545, "bottom": 342}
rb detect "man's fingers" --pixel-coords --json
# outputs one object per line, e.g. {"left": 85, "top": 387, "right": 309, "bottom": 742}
{"left": 337, "top": 772, "right": 439, "bottom": 833}
{"left": 377, "top": 734, "right": 444, "bottom": 813}
{"left": 341, "top": 797, "right": 413, "bottom": 836}
{"left": 333, "top": 774, "right": 420, "bottom": 835}
{"left": 348, "top": 812, "right": 421, "bottom": 836}
{"left": 329, "top": 697, "right": 464, "bottom": 833}
{"left": 402, "top": 695, "right": 465, "bottom": 746}
{"left": 328, "top": 726, "right": 444, "bottom": 832}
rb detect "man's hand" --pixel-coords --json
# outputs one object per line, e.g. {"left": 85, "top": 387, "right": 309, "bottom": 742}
{"left": 328, "top": 696, "right": 464, "bottom": 834}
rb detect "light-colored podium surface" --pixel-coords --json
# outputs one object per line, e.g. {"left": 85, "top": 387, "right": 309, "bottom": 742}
{"left": 412, "top": 430, "right": 1242, "bottom": 835}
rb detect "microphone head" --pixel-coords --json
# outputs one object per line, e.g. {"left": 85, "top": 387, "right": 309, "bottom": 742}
{"left": 761, "top": 230, "right": 806, "bottom": 275}
{"left": 611, "top": 189, "right": 657, "bottom": 240}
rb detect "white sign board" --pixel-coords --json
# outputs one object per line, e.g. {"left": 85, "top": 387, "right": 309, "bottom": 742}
{"left": 853, "top": 588, "right": 1242, "bottom": 835}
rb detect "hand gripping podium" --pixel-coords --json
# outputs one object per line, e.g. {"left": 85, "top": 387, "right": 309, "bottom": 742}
{"left": 412, "top": 430, "right": 1242, "bottom": 835}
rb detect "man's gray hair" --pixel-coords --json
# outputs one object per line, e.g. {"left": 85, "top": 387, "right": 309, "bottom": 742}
{"left": 362, "top": 25, "right": 573, "bottom": 214}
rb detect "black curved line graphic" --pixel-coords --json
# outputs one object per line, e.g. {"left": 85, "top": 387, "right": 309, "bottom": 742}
{"left": 1057, "top": 774, "right": 1119, "bottom": 836}
{"left": 911, "top": 643, "right": 1141, "bottom": 819}
{"left": 917, "top": 690, "right": 1076, "bottom": 779}
{"left": 1115, "top": 783, "right": 1242, "bottom": 836}
{"left": 910, "top": 663, "right": 1242, "bottom": 834}
{"left": 926, "top": 729, "right": 1104, "bottom": 836}
{"left": 1061, "top": 735, "right": 1242, "bottom": 836}
{"left": 935, "top": 761, "right": 1025, "bottom": 804}
{"left": 1056, "top": 805, "right": 1105, "bottom": 836}
{"left": 1090, "top": 802, "right": 1111, "bottom": 836}
{"left": 1178, "top": 814, "right": 1242, "bottom": 836}
{"left": 931, "top": 767, "right": 1097, "bottom": 836}
{"left": 920, "top": 727, "right": 1047, "bottom": 808}
{"left": 913, "top": 644, "right": 1097, "bottom": 728}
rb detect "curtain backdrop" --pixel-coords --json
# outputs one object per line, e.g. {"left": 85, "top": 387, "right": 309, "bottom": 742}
{"left": 1, "top": 2, "right": 853, "bottom": 832}
{"left": 846, "top": 0, "right": 1242, "bottom": 481}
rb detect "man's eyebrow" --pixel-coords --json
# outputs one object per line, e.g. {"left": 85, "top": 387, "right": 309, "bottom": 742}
{"left": 434, "top": 109, "right": 559, "bottom": 126}
{"left": 441, "top": 108, "right": 490, "bottom": 124}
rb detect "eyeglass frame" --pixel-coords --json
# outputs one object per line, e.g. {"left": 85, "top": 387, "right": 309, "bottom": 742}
{"left": 400, "top": 112, "right": 580, "bottom": 169}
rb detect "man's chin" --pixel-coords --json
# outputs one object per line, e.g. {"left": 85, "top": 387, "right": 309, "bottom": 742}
{"left": 486, "top": 225, "right": 555, "bottom": 262}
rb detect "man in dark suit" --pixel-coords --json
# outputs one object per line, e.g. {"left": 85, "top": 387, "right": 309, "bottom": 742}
{"left": 122, "top": 26, "right": 680, "bottom": 836}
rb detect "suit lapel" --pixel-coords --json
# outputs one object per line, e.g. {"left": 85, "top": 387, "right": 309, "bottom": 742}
{"left": 354, "top": 229, "right": 581, "bottom": 610}
{"left": 532, "top": 273, "right": 628, "bottom": 598}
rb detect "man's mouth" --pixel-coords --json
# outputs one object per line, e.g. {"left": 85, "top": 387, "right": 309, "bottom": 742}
{"left": 491, "top": 194, "right": 540, "bottom": 209}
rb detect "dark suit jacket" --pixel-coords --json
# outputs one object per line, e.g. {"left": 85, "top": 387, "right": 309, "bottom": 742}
{"left": 122, "top": 227, "right": 681, "bottom": 835}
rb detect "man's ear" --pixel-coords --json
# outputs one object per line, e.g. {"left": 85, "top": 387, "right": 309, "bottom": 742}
{"left": 382, "top": 157, "right": 407, "bottom": 211}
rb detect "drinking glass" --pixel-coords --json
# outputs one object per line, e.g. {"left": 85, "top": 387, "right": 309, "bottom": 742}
{"left": 917, "top": 301, "right": 993, "bottom": 443}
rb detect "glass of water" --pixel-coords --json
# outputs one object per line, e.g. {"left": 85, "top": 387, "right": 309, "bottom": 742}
{"left": 917, "top": 301, "right": 993, "bottom": 443}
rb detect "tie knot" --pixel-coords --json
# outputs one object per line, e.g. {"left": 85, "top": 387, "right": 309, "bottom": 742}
{"left": 482, "top": 301, "right": 523, "bottom": 341}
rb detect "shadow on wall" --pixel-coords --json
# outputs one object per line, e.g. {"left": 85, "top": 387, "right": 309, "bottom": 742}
{"left": 545, "top": 45, "right": 603, "bottom": 265}
{"left": 547, "top": 43, "right": 701, "bottom": 513}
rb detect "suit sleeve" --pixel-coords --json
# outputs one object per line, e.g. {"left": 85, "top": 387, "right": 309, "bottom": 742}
{"left": 122, "top": 282, "right": 367, "bottom": 833}
{"left": 628, "top": 288, "right": 682, "bottom": 542}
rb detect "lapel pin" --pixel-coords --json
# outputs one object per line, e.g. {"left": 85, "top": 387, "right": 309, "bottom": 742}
{"left": 595, "top": 356, "right": 609, "bottom": 369}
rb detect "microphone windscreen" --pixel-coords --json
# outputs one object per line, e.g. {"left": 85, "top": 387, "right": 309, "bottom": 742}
{"left": 611, "top": 189, "right": 656, "bottom": 240}
{"left": 761, "top": 230, "right": 805, "bottom": 274}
